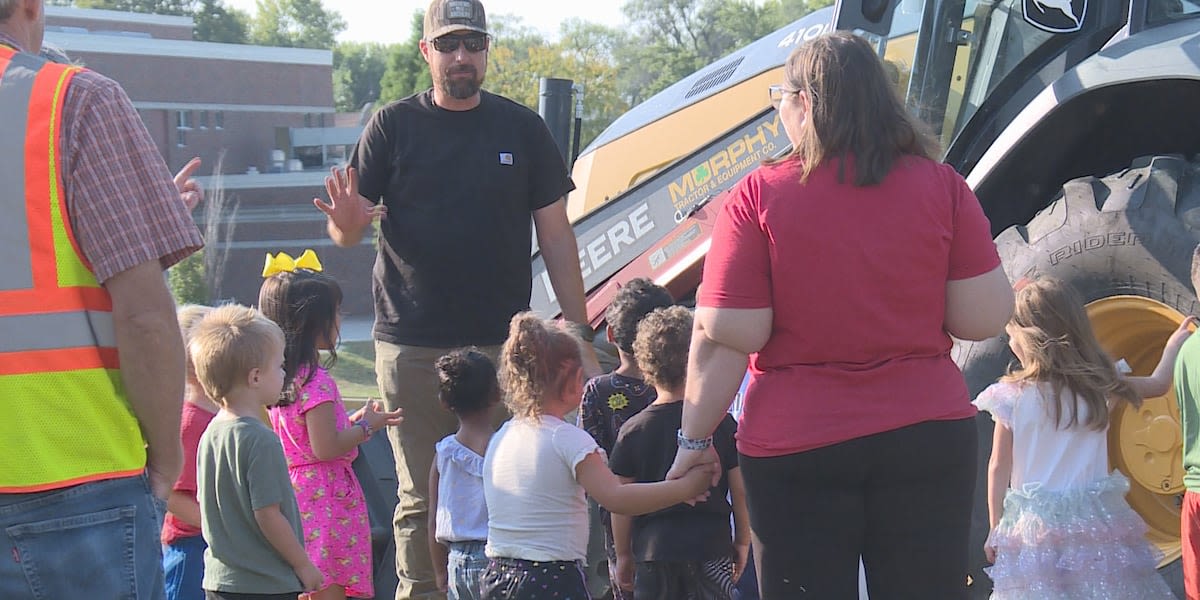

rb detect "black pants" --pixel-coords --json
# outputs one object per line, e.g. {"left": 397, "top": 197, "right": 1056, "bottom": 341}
{"left": 480, "top": 556, "right": 591, "bottom": 599}
{"left": 634, "top": 557, "right": 736, "bottom": 600}
{"left": 740, "top": 417, "right": 976, "bottom": 600}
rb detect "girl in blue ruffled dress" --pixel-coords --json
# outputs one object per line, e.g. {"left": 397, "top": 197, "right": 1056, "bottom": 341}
{"left": 976, "top": 277, "right": 1194, "bottom": 599}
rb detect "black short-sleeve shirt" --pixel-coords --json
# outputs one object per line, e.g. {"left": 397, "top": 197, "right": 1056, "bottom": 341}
{"left": 608, "top": 401, "right": 739, "bottom": 562}
{"left": 351, "top": 89, "right": 575, "bottom": 346}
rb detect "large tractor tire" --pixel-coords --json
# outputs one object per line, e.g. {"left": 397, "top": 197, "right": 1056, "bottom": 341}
{"left": 957, "top": 155, "right": 1200, "bottom": 598}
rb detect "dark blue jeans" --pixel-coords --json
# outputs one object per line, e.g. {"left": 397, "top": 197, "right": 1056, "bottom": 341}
{"left": 0, "top": 473, "right": 167, "bottom": 599}
{"left": 164, "top": 534, "right": 207, "bottom": 600}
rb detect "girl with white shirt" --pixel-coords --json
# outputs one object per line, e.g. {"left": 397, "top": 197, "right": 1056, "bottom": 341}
{"left": 429, "top": 348, "right": 501, "bottom": 600}
{"left": 976, "top": 277, "right": 1193, "bottom": 599}
{"left": 481, "top": 313, "right": 716, "bottom": 600}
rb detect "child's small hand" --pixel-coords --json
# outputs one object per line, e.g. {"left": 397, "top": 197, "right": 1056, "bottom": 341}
{"left": 732, "top": 542, "right": 750, "bottom": 583}
{"left": 1170, "top": 316, "right": 1199, "bottom": 346}
{"left": 614, "top": 553, "right": 635, "bottom": 593}
{"left": 296, "top": 561, "right": 324, "bottom": 592}
{"left": 983, "top": 527, "right": 998, "bottom": 563}
{"left": 678, "top": 462, "right": 716, "bottom": 504}
{"left": 359, "top": 399, "right": 403, "bottom": 434}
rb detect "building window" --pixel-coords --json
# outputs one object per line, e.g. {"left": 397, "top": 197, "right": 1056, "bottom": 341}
{"left": 215, "top": 111, "right": 224, "bottom": 130}
{"left": 198, "top": 110, "right": 208, "bottom": 129}
{"left": 318, "top": 113, "right": 326, "bottom": 127}
{"left": 176, "top": 110, "right": 192, "bottom": 130}
{"left": 176, "top": 128, "right": 187, "bottom": 147}
{"left": 304, "top": 113, "right": 313, "bottom": 127}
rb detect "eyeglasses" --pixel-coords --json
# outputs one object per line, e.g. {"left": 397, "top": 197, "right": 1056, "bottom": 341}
{"left": 431, "top": 34, "right": 489, "bottom": 53}
{"left": 768, "top": 84, "right": 800, "bottom": 109}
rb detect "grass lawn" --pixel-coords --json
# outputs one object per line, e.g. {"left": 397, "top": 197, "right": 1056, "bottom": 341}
{"left": 328, "top": 340, "right": 378, "bottom": 400}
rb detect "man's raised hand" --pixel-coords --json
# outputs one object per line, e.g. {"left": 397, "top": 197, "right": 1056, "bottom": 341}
{"left": 174, "top": 157, "right": 203, "bottom": 211}
{"left": 314, "top": 166, "right": 387, "bottom": 232}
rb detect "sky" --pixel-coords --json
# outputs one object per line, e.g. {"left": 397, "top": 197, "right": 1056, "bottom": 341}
{"left": 224, "top": 0, "right": 629, "bottom": 45}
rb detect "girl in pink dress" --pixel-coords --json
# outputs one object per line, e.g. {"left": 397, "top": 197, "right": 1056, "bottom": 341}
{"left": 260, "top": 251, "right": 403, "bottom": 600}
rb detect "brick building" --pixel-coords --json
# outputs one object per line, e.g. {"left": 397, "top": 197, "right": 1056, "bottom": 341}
{"left": 44, "top": 6, "right": 375, "bottom": 315}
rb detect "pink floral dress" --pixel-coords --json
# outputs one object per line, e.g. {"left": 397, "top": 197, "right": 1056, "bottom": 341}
{"left": 269, "top": 366, "right": 373, "bottom": 597}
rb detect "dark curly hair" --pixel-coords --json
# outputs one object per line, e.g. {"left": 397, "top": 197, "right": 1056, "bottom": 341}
{"left": 605, "top": 277, "right": 674, "bottom": 354}
{"left": 436, "top": 347, "right": 499, "bottom": 417}
{"left": 258, "top": 268, "right": 343, "bottom": 405}
{"left": 633, "top": 306, "right": 693, "bottom": 392}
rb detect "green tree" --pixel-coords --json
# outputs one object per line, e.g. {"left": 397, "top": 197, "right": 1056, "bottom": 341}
{"left": 248, "top": 0, "right": 345, "bottom": 49}
{"left": 550, "top": 19, "right": 629, "bottom": 150}
{"left": 73, "top": 0, "right": 192, "bottom": 15}
{"left": 617, "top": 0, "right": 777, "bottom": 104}
{"left": 377, "top": 11, "right": 430, "bottom": 104}
{"left": 333, "top": 41, "right": 390, "bottom": 112}
{"left": 168, "top": 250, "right": 209, "bottom": 305}
{"left": 194, "top": 0, "right": 249, "bottom": 43}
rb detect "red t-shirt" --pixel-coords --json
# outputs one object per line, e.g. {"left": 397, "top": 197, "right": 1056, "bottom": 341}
{"left": 161, "top": 400, "right": 217, "bottom": 544}
{"left": 699, "top": 155, "right": 1001, "bottom": 457}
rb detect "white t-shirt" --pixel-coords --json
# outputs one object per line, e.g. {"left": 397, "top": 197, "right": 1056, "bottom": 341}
{"left": 483, "top": 415, "right": 600, "bottom": 562}
{"left": 434, "top": 435, "right": 488, "bottom": 543}
{"left": 975, "top": 381, "right": 1109, "bottom": 492}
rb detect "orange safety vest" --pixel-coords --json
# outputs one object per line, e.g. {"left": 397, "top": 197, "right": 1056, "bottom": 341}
{"left": 0, "top": 46, "right": 146, "bottom": 492}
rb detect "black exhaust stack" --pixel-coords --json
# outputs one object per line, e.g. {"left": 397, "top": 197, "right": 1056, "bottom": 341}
{"left": 538, "top": 77, "right": 574, "bottom": 167}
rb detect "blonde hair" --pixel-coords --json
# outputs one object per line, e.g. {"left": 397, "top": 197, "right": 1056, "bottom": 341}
{"left": 500, "top": 312, "right": 582, "bottom": 420}
{"left": 177, "top": 304, "right": 212, "bottom": 383}
{"left": 633, "top": 305, "right": 693, "bottom": 392}
{"left": 768, "top": 31, "right": 940, "bottom": 185}
{"left": 189, "top": 304, "right": 284, "bottom": 402}
{"left": 1003, "top": 277, "right": 1139, "bottom": 430}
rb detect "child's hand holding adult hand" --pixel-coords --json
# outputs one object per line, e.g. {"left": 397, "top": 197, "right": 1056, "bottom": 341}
{"left": 667, "top": 446, "right": 720, "bottom": 505}
{"left": 677, "top": 462, "right": 716, "bottom": 504}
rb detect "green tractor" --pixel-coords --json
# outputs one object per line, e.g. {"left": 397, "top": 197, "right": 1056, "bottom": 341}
{"left": 830, "top": 0, "right": 1200, "bottom": 594}
{"left": 558, "top": 0, "right": 1200, "bottom": 595}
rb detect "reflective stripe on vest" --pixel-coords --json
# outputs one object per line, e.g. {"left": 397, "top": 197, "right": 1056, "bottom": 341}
{"left": 0, "top": 47, "right": 145, "bottom": 493}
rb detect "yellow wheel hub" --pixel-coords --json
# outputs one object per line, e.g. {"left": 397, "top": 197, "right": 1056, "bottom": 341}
{"left": 1088, "top": 295, "right": 1185, "bottom": 565}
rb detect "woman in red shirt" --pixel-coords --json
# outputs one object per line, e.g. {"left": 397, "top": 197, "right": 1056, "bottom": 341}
{"left": 668, "top": 32, "right": 1013, "bottom": 598}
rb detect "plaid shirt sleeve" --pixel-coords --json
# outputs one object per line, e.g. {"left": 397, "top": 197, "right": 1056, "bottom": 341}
{"left": 59, "top": 70, "right": 203, "bottom": 283}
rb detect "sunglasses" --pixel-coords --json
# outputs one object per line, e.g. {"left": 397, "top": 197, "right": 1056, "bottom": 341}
{"left": 768, "top": 84, "right": 800, "bottom": 109}
{"left": 431, "top": 34, "right": 489, "bottom": 53}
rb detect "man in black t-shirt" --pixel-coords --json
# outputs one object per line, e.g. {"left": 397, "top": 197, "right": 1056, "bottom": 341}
{"left": 609, "top": 306, "right": 751, "bottom": 599}
{"left": 313, "top": 1, "right": 597, "bottom": 597}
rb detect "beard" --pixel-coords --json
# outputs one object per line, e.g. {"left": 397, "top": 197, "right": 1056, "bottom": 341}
{"left": 438, "top": 65, "right": 484, "bottom": 100}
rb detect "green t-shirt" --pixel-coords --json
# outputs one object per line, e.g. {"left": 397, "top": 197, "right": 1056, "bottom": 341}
{"left": 198, "top": 415, "right": 303, "bottom": 594}
{"left": 1175, "top": 334, "right": 1200, "bottom": 492}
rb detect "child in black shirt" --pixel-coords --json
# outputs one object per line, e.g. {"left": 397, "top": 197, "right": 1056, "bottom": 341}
{"left": 578, "top": 278, "right": 673, "bottom": 599}
{"left": 609, "top": 306, "right": 749, "bottom": 599}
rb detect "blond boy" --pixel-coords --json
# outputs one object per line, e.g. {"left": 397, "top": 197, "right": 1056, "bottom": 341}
{"left": 190, "top": 304, "right": 322, "bottom": 599}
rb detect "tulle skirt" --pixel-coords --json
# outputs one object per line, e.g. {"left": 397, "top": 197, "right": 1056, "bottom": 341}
{"left": 985, "top": 472, "right": 1174, "bottom": 599}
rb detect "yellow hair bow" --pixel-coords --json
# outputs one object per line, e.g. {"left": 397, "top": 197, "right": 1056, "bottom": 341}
{"left": 262, "top": 249, "right": 323, "bottom": 278}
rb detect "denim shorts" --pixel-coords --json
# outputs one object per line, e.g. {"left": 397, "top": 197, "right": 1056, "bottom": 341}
{"left": 164, "top": 534, "right": 207, "bottom": 600}
{"left": 447, "top": 540, "right": 488, "bottom": 600}
{"left": 0, "top": 473, "right": 166, "bottom": 600}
